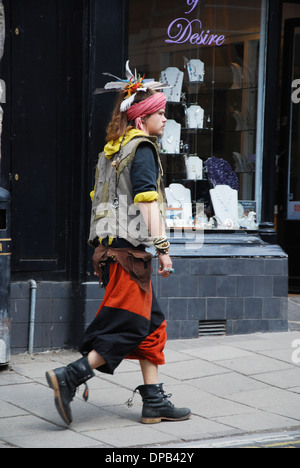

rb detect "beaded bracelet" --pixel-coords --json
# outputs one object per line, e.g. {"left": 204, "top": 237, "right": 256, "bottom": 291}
{"left": 153, "top": 236, "right": 170, "bottom": 255}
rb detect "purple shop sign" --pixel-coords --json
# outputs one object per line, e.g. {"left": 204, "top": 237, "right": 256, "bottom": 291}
{"left": 166, "top": 18, "right": 226, "bottom": 47}
{"left": 185, "top": 0, "right": 200, "bottom": 14}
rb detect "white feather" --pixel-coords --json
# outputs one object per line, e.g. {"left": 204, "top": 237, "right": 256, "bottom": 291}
{"left": 97, "top": 63, "right": 173, "bottom": 102}
{"left": 146, "top": 81, "right": 172, "bottom": 90}
{"left": 104, "top": 82, "right": 126, "bottom": 90}
{"left": 95, "top": 88, "right": 118, "bottom": 95}
{"left": 125, "top": 60, "right": 134, "bottom": 81}
{"left": 103, "top": 72, "right": 123, "bottom": 81}
{"left": 143, "top": 80, "right": 156, "bottom": 88}
{"left": 120, "top": 94, "right": 136, "bottom": 112}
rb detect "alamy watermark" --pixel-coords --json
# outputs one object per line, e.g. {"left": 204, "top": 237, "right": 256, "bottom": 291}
{"left": 0, "top": 79, "right": 5, "bottom": 103}
{"left": 93, "top": 197, "right": 204, "bottom": 250}
{"left": 291, "top": 339, "right": 300, "bottom": 364}
{"left": 292, "top": 79, "right": 300, "bottom": 104}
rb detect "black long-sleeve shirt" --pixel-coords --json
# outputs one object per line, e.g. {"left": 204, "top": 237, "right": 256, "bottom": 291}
{"left": 130, "top": 143, "right": 159, "bottom": 202}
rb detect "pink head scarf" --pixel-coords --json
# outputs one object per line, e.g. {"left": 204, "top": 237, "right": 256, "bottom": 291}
{"left": 126, "top": 93, "right": 167, "bottom": 132}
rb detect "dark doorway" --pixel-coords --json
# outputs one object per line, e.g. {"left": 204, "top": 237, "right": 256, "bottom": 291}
{"left": 278, "top": 17, "right": 300, "bottom": 292}
{"left": 1, "top": 0, "right": 89, "bottom": 279}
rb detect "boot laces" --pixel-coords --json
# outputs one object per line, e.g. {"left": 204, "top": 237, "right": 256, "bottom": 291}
{"left": 125, "top": 388, "right": 138, "bottom": 408}
{"left": 160, "top": 390, "right": 174, "bottom": 407}
{"left": 82, "top": 383, "right": 89, "bottom": 402}
{"left": 75, "top": 383, "right": 90, "bottom": 402}
{"left": 125, "top": 387, "right": 174, "bottom": 409}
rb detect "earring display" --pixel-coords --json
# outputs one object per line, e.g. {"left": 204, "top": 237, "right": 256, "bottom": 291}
{"left": 161, "top": 67, "right": 184, "bottom": 102}
{"left": 186, "top": 105, "right": 204, "bottom": 129}
{"left": 161, "top": 119, "right": 181, "bottom": 154}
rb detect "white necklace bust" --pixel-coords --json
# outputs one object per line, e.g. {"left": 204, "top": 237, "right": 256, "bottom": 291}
{"left": 210, "top": 185, "right": 239, "bottom": 229}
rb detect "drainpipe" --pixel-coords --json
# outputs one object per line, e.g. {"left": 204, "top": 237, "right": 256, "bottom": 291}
{"left": 28, "top": 280, "right": 37, "bottom": 355}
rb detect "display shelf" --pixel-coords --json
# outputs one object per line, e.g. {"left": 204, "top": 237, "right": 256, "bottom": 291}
{"left": 159, "top": 42, "right": 259, "bottom": 231}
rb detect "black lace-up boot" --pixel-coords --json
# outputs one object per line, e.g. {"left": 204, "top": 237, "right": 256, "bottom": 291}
{"left": 135, "top": 383, "right": 191, "bottom": 424}
{"left": 46, "top": 357, "right": 95, "bottom": 425}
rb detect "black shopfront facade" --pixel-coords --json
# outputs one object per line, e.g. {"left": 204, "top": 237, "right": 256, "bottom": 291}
{"left": 1, "top": 0, "right": 298, "bottom": 354}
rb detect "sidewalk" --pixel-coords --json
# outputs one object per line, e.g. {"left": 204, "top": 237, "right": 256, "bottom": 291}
{"left": 288, "top": 295, "right": 300, "bottom": 331}
{"left": 1, "top": 329, "right": 300, "bottom": 448}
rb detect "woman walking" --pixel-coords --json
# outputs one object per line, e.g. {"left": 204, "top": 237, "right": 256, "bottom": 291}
{"left": 46, "top": 62, "right": 191, "bottom": 426}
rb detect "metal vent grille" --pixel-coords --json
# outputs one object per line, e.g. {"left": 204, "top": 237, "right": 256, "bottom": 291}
{"left": 199, "top": 321, "right": 227, "bottom": 336}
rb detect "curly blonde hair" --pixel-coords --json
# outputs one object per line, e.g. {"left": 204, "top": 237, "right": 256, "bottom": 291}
{"left": 105, "top": 89, "right": 156, "bottom": 142}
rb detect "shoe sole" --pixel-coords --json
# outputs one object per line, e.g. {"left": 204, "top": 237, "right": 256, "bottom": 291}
{"left": 45, "top": 370, "right": 72, "bottom": 426}
{"left": 141, "top": 412, "right": 191, "bottom": 424}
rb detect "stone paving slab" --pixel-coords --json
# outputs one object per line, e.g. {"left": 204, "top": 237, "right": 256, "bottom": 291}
{"left": 0, "top": 332, "right": 300, "bottom": 448}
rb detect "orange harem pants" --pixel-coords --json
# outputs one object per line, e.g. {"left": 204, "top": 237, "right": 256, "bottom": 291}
{"left": 79, "top": 262, "right": 167, "bottom": 375}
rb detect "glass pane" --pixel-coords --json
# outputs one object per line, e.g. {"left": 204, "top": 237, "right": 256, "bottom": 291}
{"left": 288, "top": 27, "right": 300, "bottom": 219}
{"left": 128, "top": 0, "right": 262, "bottom": 230}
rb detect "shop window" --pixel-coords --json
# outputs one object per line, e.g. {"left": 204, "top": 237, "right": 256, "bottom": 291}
{"left": 288, "top": 28, "right": 300, "bottom": 220}
{"left": 128, "top": 0, "right": 265, "bottom": 231}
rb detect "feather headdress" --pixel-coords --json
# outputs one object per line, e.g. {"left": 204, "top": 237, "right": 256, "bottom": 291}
{"left": 95, "top": 60, "right": 170, "bottom": 112}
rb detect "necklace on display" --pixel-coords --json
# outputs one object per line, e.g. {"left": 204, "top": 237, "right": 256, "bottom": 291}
{"left": 210, "top": 186, "right": 239, "bottom": 229}
{"left": 184, "top": 58, "right": 205, "bottom": 82}
{"left": 161, "top": 68, "right": 183, "bottom": 102}
{"left": 164, "top": 132, "right": 180, "bottom": 153}
{"left": 169, "top": 185, "right": 186, "bottom": 203}
{"left": 214, "top": 190, "right": 233, "bottom": 213}
{"left": 186, "top": 105, "right": 204, "bottom": 129}
{"left": 161, "top": 120, "right": 181, "bottom": 154}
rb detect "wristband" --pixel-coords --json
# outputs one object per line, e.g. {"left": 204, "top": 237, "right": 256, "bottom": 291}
{"left": 153, "top": 236, "right": 170, "bottom": 255}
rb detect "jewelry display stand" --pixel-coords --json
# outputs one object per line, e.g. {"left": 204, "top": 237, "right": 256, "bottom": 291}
{"left": 165, "top": 183, "right": 193, "bottom": 227}
{"left": 231, "top": 63, "right": 243, "bottom": 89}
{"left": 185, "top": 156, "right": 203, "bottom": 180}
{"left": 233, "top": 110, "right": 243, "bottom": 131}
{"left": 161, "top": 67, "right": 184, "bottom": 103}
{"left": 185, "top": 58, "right": 205, "bottom": 82}
{"left": 186, "top": 105, "right": 204, "bottom": 129}
{"left": 158, "top": 42, "right": 259, "bottom": 232}
{"left": 161, "top": 119, "right": 181, "bottom": 154}
{"left": 210, "top": 185, "right": 239, "bottom": 229}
